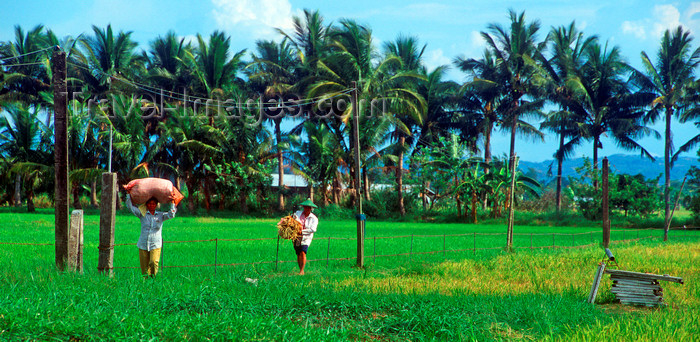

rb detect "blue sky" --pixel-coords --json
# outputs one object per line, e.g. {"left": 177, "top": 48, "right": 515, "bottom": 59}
{"left": 3, "top": 0, "right": 700, "bottom": 162}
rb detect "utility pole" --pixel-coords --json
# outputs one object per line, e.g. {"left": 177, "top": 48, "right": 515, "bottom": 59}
{"left": 52, "top": 48, "right": 69, "bottom": 271}
{"left": 602, "top": 157, "right": 610, "bottom": 248}
{"left": 351, "top": 81, "right": 365, "bottom": 268}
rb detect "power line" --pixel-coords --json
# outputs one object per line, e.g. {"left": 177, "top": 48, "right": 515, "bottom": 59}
{"left": 0, "top": 46, "right": 55, "bottom": 63}
{"left": 108, "top": 74, "right": 354, "bottom": 110}
{"left": 65, "top": 58, "right": 355, "bottom": 110}
{"left": 0, "top": 61, "right": 46, "bottom": 68}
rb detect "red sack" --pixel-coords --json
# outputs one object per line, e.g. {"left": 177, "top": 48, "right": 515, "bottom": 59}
{"left": 124, "top": 178, "right": 184, "bottom": 206}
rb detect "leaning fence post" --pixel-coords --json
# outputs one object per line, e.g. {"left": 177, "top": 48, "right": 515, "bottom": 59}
{"left": 409, "top": 234, "right": 414, "bottom": 259}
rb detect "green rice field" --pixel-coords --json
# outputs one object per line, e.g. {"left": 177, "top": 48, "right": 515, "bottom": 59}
{"left": 1, "top": 209, "right": 699, "bottom": 340}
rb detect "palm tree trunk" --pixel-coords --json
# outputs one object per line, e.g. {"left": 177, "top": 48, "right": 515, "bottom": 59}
{"left": 237, "top": 178, "right": 248, "bottom": 213}
{"left": 72, "top": 185, "right": 82, "bottom": 210}
{"left": 397, "top": 135, "right": 406, "bottom": 216}
{"left": 349, "top": 166, "right": 357, "bottom": 208}
{"left": 455, "top": 176, "right": 461, "bottom": 217}
{"left": 471, "top": 190, "right": 478, "bottom": 223}
{"left": 91, "top": 180, "right": 99, "bottom": 208}
{"left": 593, "top": 137, "right": 599, "bottom": 190}
{"left": 203, "top": 178, "right": 211, "bottom": 213}
{"left": 13, "top": 174, "right": 21, "bottom": 207}
{"left": 186, "top": 176, "right": 197, "bottom": 213}
{"left": 506, "top": 105, "right": 519, "bottom": 218}
{"left": 556, "top": 127, "right": 565, "bottom": 213}
{"left": 218, "top": 193, "right": 226, "bottom": 210}
{"left": 276, "top": 119, "right": 285, "bottom": 211}
{"left": 27, "top": 184, "right": 35, "bottom": 212}
{"left": 663, "top": 107, "right": 673, "bottom": 241}
{"left": 323, "top": 181, "right": 329, "bottom": 206}
{"left": 483, "top": 122, "right": 493, "bottom": 208}
{"left": 422, "top": 181, "right": 429, "bottom": 212}
{"left": 363, "top": 165, "right": 370, "bottom": 201}
{"left": 333, "top": 174, "right": 340, "bottom": 204}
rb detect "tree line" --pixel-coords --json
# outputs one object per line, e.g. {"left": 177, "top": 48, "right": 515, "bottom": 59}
{"left": 1, "top": 9, "right": 700, "bottom": 222}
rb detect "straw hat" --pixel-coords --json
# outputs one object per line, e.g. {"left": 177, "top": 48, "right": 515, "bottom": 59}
{"left": 299, "top": 198, "right": 317, "bottom": 208}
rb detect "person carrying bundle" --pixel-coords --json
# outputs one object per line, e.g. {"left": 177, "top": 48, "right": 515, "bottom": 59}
{"left": 126, "top": 194, "right": 177, "bottom": 278}
{"left": 292, "top": 199, "right": 318, "bottom": 275}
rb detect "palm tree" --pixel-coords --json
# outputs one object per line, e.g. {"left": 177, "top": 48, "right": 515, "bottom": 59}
{"left": 0, "top": 103, "right": 52, "bottom": 209}
{"left": 298, "top": 120, "right": 343, "bottom": 205}
{"left": 479, "top": 10, "right": 547, "bottom": 167}
{"left": 214, "top": 109, "right": 273, "bottom": 213}
{"left": 97, "top": 94, "right": 153, "bottom": 208}
{"left": 0, "top": 25, "right": 53, "bottom": 104}
{"left": 277, "top": 9, "right": 330, "bottom": 83}
{"left": 183, "top": 31, "right": 246, "bottom": 99}
{"left": 248, "top": 39, "right": 300, "bottom": 211}
{"left": 565, "top": 40, "right": 657, "bottom": 189}
{"left": 631, "top": 26, "right": 700, "bottom": 239}
{"left": 152, "top": 105, "right": 221, "bottom": 212}
{"left": 381, "top": 35, "right": 428, "bottom": 215}
{"left": 146, "top": 31, "right": 194, "bottom": 94}
{"left": 541, "top": 22, "right": 597, "bottom": 212}
{"left": 307, "top": 22, "right": 426, "bottom": 213}
{"left": 413, "top": 65, "right": 459, "bottom": 151}
{"left": 455, "top": 49, "right": 507, "bottom": 166}
{"left": 75, "top": 24, "right": 145, "bottom": 97}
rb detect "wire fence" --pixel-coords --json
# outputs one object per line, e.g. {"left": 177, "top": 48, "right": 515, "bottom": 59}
{"left": 3, "top": 226, "right": 700, "bottom": 274}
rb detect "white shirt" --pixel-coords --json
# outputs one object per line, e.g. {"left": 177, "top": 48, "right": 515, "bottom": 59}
{"left": 294, "top": 210, "right": 318, "bottom": 246}
{"left": 126, "top": 195, "right": 177, "bottom": 251}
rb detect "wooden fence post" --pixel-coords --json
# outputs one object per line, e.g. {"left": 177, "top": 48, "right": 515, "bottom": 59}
{"left": 98, "top": 172, "right": 117, "bottom": 275}
{"left": 602, "top": 157, "right": 610, "bottom": 248}
{"left": 588, "top": 262, "right": 607, "bottom": 304}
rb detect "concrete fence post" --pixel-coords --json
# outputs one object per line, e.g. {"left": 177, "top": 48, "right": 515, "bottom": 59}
{"left": 68, "top": 209, "right": 83, "bottom": 273}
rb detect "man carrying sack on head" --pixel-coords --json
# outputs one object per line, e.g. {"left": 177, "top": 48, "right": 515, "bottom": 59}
{"left": 126, "top": 194, "right": 177, "bottom": 278}
{"left": 293, "top": 199, "right": 318, "bottom": 275}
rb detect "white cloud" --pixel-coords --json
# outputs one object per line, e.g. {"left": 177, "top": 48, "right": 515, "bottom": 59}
{"left": 470, "top": 31, "right": 485, "bottom": 51}
{"left": 683, "top": 2, "right": 700, "bottom": 35}
{"left": 622, "top": 21, "right": 646, "bottom": 39}
{"left": 621, "top": 4, "right": 683, "bottom": 40}
{"left": 211, "top": 0, "right": 294, "bottom": 40}
{"left": 425, "top": 48, "right": 451, "bottom": 72}
{"left": 651, "top": 5, "right": 682, "bottom": 38}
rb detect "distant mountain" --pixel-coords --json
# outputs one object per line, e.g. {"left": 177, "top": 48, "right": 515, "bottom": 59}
{"left": 519, "top": 154, "right": 699, "bottom": 184}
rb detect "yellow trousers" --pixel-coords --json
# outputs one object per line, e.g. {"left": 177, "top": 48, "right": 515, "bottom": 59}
{"left": 138, "top": 248, "right": 161, "bottom": 276}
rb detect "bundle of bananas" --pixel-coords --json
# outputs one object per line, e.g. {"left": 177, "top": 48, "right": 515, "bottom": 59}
{"left": 277, "top": 215, "right": 302, "bottom": 240}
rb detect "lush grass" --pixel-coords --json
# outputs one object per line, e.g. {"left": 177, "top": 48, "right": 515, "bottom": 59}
{"left": 1, "top": 211, "right": 699, "bottom": 340}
